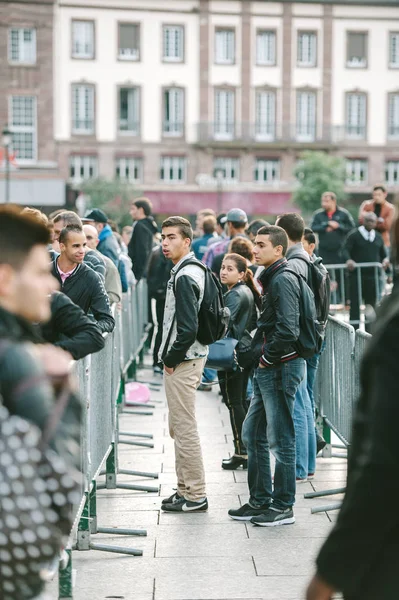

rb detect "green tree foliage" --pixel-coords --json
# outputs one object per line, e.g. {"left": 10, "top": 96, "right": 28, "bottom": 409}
{"left": 81, "top": 178, "right": 139, "bottom": 226}
{"left": 293, "top": 152, "right": 347, "bottom": 215}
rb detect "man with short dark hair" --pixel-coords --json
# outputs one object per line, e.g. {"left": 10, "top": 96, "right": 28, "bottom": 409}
{"left": 51, "top": 226, "right": 115, "bottom": 333}
{"left": 128, "top": 197, "right": 158, "bottom": 281}
{"left": 246, "top": 219, "right": 268, "bottom": 243}
{"left": 192, "top": 215, "right": 217, "bottom": 261}
{"left": 359, "top": 184, "right": 395, "bottom": 252}
{"left": 228, "top": 225, "right": 305, "bottom": 526}
{"left": 310, "top": 192, "right": 355, "bottom": 265}
{"left": 52, "top": 210, "right": 82, "bottom": 254}
{"left": 159, "top": 216, "right": 209, "bottom": 513}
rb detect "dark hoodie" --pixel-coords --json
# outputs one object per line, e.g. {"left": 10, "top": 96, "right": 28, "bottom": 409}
{"left": 128, "top": 216, "right": 158, "bottom": 281}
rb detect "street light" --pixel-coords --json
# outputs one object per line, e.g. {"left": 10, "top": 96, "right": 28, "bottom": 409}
{"left": 2, "top": 124, "right": 12, "bottom": 204}
{"left": 215, "top": 168, "right": 224, "bottom": 214}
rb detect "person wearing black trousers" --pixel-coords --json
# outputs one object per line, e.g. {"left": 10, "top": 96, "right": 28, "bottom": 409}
{"left": 218, "top": 253, "right": 260, "bottom": 470}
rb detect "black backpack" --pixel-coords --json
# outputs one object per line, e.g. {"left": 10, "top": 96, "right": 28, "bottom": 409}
{"left": 285, "top": 269, "right": 318, "bottom": 358}
{"left": 295, "top": 256, "right": 331, "bottom": 351}
{"left": 173, "top": 259, "right": 229, "bottom": 345}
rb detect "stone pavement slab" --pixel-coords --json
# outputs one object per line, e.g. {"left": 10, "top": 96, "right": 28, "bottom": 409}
{"left": 49, "top": 363, "right": 346, "bottom": 599}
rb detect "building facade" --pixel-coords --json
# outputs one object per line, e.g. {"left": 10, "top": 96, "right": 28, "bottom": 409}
{"left": 0, "top": 0, "right": 65, "bottom": 207}
{"left": 1, "top": 0, "right": 399, "bottom": 212}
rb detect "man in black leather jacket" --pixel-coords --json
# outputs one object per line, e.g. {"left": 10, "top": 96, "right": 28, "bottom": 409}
{"left": 310, "top": 192, "right": 355, "bottom": 265}
{"left": 228, "top": 225, "right": 306, "bottom": 527}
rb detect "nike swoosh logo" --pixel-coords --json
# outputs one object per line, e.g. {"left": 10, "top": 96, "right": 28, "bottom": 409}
{"left": 181, "top": 502, "right": 207, "bottom": 512}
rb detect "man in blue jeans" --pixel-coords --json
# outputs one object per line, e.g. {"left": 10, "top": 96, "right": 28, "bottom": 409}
{"left": 228, "top": 225, "right": 305, "bottom": 526}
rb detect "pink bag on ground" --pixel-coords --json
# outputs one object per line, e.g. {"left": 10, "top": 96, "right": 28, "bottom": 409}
{"left": 125, "top": 382, "right": 151, "bottom": 405}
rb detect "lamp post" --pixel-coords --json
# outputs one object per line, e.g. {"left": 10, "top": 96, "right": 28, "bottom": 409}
{"left": 2, "top": 125, "right": 12, "bottom": 204}
{"left": 215, "top": 168, "right": 224, "bottom": 215}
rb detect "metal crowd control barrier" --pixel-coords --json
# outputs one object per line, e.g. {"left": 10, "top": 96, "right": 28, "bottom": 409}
{"left": 305, "top": 316, "right": 371, "bottom": 513}
{"left": 58, "top": 280, "right": 159, "bottom": 599}
{"left": 326, "top": 262, "right": 386, "bottom": 329}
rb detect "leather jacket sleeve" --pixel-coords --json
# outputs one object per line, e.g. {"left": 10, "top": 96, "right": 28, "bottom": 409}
{"left": 163, "top": 274, "right": 200, "bottom": 368}
{"left": 88, "top": 272, "right": 116, "bottom": 334}
{"left": 262, "top": 273, "right": 300, "bottom": 364}
{"left": 310, "top": 211, "right": 329, "bottom": 234}
{"left": 225, "top": 287, "right": 250, "bottom": 341}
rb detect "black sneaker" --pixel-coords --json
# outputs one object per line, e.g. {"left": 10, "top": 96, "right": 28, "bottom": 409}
{"left": 161, "top": 497, "right": 208, "bottom": 513}
{"left": 250, "top": 506, "right": 295, "bottom": 527}
{"left": 228, "top": 503, "right": 270, "bottom": 521}
{"left": 161, "top": 491, "right": 182, "bottom": 505}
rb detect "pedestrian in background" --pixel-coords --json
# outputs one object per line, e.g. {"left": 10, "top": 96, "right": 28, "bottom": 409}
{"left": 310, "top": 192, "right": 355, "bottom": 265}
{"left": 192, "top": 215, "right": 217, "bottom": 261}
{"left": 83, "top": 224, "right": 122, "bottom": 304}
{"left": 128, "top": 198, "right": 158, "bottom": 281}
{"left": 359, "top": 184, "right": 395, "bottom": 254}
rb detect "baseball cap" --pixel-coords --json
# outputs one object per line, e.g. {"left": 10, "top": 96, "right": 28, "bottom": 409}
{"left": 224, "top": 208, "right": 248, "bottom": 224}
{"left": 82, "top": 208, "right": 108, "bottom": 223}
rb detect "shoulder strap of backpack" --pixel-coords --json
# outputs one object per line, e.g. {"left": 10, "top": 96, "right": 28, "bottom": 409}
{"left": 172, "top": 259, "right": 206, "bottom": 293}
{"left": 284, "top": 267, "right": 307, "bottom": 284}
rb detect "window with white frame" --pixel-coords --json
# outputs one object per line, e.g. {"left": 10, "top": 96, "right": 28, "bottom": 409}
{"left": 214, "top": 89, "right": 235, "bottom": 139}
{"left": 389, "top": 32, "right": 399, "bottom": 68}
{"left": 297, "top": 32, "right": 317, "bottom": 67}
{"left": 296, "top": 91, "right": 316, "bottom": 141}
{"left": 9, "top": 96, "right": 36, "bottom": 162}
{"left": 115, "top": 157, "right": 142, "bottom": 183}
{"left": 385, "top": 161, "right": 399, "bottom": 186}
{"left": 69, "top": 155, "right": 97, "bottom": 184}
{"left": 213, "top": 157, "right": 239, "bottom": 183}
{"left": 163, "top": 88, "right": 184, "bottom": 136}
{"left": 347, "top": 32, "right": 368, "bottom": 68}
{"left": 256, "top": 30, "right": 276, "bottom": 66}
{"left": 8, "top": 28, "right": 36, "bottom": 64}
{"left": 160, "top": 156, "right": 186, "bottom": 182}
{"left": 118, "top": 23, "right": 140, "bottom": 60}
{"left": 72, "top": 85, "right": 94, "bottom": 134}
{"left": 119, "top": 87, "right": 139, "bottom": 134}
{"left": 345, "top": 159, "right": 368, "bottom": 186}
{"left": 215, "top": 29, "right": 235, "bottom": 64}
{"left": 163, "top": 25, "right": 184, "bottom": 62}
{"left": 346, "top": 93, "right": 366, "bottom": 139}
{"left": 255, "top": 90, "right": 276, "bottom": 141}
{"left": 388, "top": 94, "right": 399, "bottom": 139}
{"left": 72, "top": 21, "right": 94, "bottom": 59}
{"left": 254, "top": 159, "right": 280, "bottom": 183}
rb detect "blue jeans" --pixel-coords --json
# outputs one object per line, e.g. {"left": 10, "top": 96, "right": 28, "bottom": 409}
{"left": 242, "top": 359, "right": 305, "bottom": 510}
{"left": 202, "top": 367, "right": 217, "bottom": 383}
{"left": 306, "top": 352, "right": 320, "bottom": 417}
{"left": 294, "top": 363, "right": 317, "bottom": 479}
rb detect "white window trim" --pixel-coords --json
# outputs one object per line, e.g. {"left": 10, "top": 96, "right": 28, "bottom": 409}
{"left": 213, "top": 158, "right": 240, "bottom": 183}
{"left": 297, "top": 32, "right": 317, "bottom": 67}
{"left": 72, "top": 85, "right": 95, "bottom": 135}
{"left": 9, "top": 95, "right": 37, "bottom": 164}
{"left": 160, "top": 156, "right": 186, "bottom": 183}
{"left": 346, "top": 93, "right": 367, "bottom": 140}
{"left": 254, "top": 159, "right": 280, "bottom": 184}
{"left": 163, "top": 25, "right": 184, "bottom": 63}
{"left": 163, "top": 88, "right": 184, "bottom": 137}
{"left": 72, "top": 21, "right": 95, "bottom": 59}
{"left": 8, "top": 28, "right": 36, "bottom": 65}
{"left": 115, "top": 157, "right": 142, "bottom": 183}
{"left": 385, "top": 161, "right": 399, "bottom": 186}
{"left": 389, "top": 32, "right": 399, "bottom": 68}
{"left": 345, "top": 159, "right": 368, "bottom": 186}
{"left": 215, "top": 29, "right": 235, "bottom": 65}
{"left": 256, "top": 30, "right": 276, "bottom": 66}
{"left": 69, "top": 155, "right": 98, "bottom": 185}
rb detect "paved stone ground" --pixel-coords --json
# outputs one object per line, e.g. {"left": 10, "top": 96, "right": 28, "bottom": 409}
{"left": 50, "top": 364, "right": 347, "bottom": 600}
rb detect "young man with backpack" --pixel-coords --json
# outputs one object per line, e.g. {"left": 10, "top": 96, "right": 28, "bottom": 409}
{"left": 228, "top": 225, "right": 310, "bottom": 526}
{"left": 160, "top": 216, "right": 227, "bottom": 513}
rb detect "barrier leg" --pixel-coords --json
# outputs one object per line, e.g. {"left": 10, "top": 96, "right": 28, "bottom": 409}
{"left": 96, "top": 443, "right": 159, "bottom": 493}
{"left": 58, "top": 549, "right": 73, "bottom": 599}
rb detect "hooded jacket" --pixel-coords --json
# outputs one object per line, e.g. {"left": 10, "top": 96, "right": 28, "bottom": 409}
{"left": 254, "top": 258, "right": 301, "bottom": 367}
{"left": 51, "top": 259, "right": 115, "bottom": 334}
{"left": 128, "top": 216, "right": 158, "bottom": 281}
{"left": 98, "top": 225, "right": 120, "bottom": 266}
{"left": 41, "top": 291, "right": 105, "bottom": 359}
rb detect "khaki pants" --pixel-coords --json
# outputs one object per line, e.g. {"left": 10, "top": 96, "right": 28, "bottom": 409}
{"left": 164, "top": 358, "right": 206, "bottom": 501}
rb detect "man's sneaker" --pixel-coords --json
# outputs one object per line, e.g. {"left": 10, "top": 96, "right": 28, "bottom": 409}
{"left": 161, "top": 491, "right": 182, "bottom": 505}
{"left": 250, "top": 506, "right": 295, "bottom": 527}
{"left": 161, "top": 497, "right": 208, "bottom": 512}
{"left": 228, "top": 503, "right": 270, "bottom": 521}
{"left": 296, "top": 477, "right": 308, "bottom": 484}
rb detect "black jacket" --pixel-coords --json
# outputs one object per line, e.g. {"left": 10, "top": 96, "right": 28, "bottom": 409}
{"left": 316, "top": 291, "right": 399, "bottom": 599}
{"left": 128, "top": 216, "right": 158, "bottom": 281}
{"left": 41, "top": 292, "right": 105, "bottom": 360}
{"left": 225, "top": 282, "right": 256, "bottom": 341}
{"left": 147, "top": 246, "right": 173, "bottom": 301}
{"left": 51, "top": 260, "right": 115, "bottom": 334}
{"left": 310, "top": 207, "right": 355, "bottom": 263}
{"left": 254, "top": 258, "right": 301, "bottom": 366}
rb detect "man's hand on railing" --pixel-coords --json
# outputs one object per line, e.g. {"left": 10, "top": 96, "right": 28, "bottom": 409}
{"left": 346, "top": 259, "right": 356, "bottom": 271}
